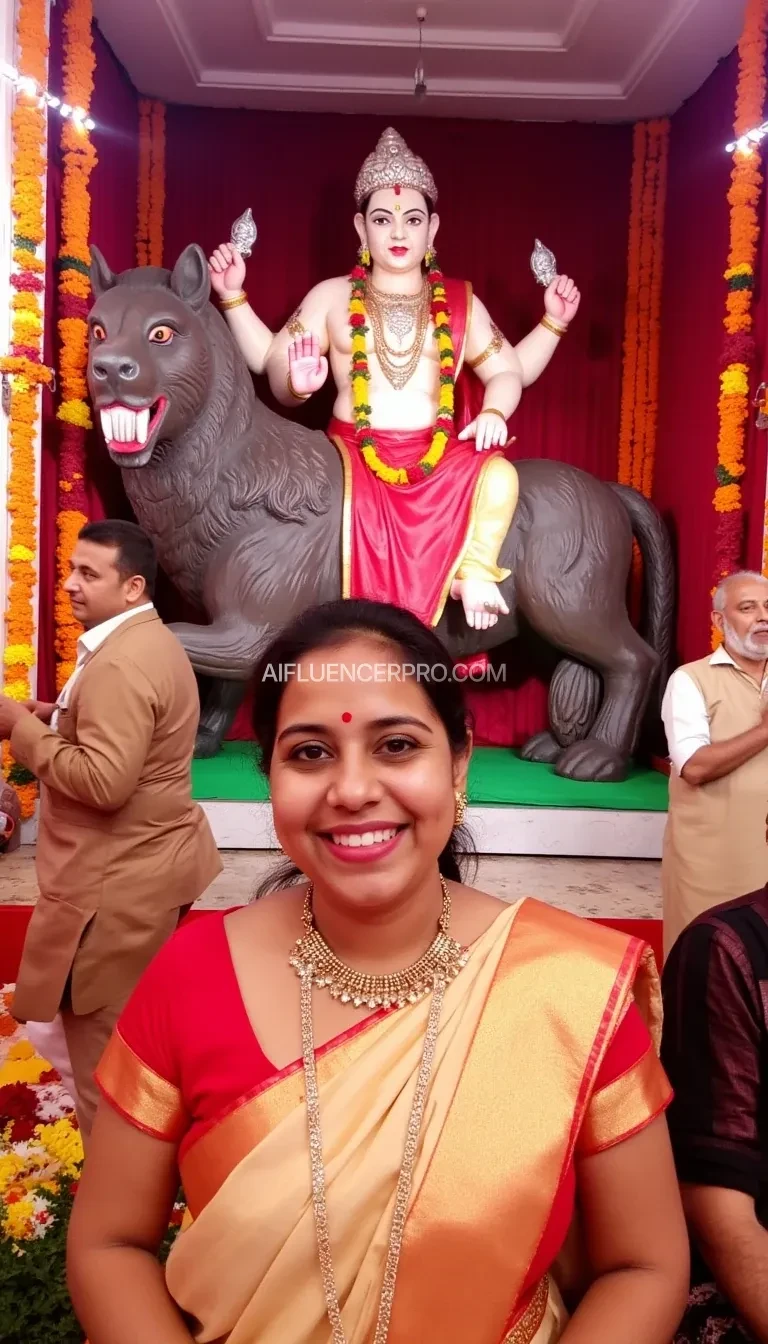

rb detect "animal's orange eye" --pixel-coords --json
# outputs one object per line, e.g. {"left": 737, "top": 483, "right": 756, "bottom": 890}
{"left": 149, "top": 325, "right": 174, "bottom": 344}
{"left": 91, "top": 322, "right": 106, "bottom": 342}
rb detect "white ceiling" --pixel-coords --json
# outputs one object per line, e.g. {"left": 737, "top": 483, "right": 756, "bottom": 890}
{"left": 93, "top": 0, "right": 746, "bottom": 122}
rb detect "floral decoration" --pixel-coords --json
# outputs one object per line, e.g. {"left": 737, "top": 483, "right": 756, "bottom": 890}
{"left": 0, "top": 0, "right": 53, "bottom": 819}
{"left": 349, "top": 255, "right": 455, "bottom": 485}
{"left": 54, "top": 0, "right": 97, "bottom": 689}
{"left": 712, "top": 0, "right": 768, "bottom": 607}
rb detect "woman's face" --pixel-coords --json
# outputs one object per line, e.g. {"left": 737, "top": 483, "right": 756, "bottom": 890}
{"left": 269, "top": 635, "right": 469, "bottom": 912}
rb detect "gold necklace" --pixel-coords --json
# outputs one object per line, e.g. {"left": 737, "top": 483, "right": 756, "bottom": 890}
{"left": 368, "top": 279, "right": 428, "bottom": 342}
{"left": 295, "top": 878, "right": 466, "bottom": 1343}
{"left": 365, "top": 280, "right": 430, "bottom": 391}
{"left": 289, "top": 878, "right": 470, "bottom": 1008}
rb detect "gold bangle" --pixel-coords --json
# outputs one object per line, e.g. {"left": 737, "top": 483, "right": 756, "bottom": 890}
{"left": 468, "top": 323, "right": 504, "bottom": 370}
{"left": 540, "top": 314, "right": 568, "bottom": 337}
{"left": 287, "top": 370, "right": 310, "bottom": 402}
{"left": 481, "top": 407, "right": 507, "bottom": 421}
{"left": 220, "top": 291, "right": 248, "bottom": 311}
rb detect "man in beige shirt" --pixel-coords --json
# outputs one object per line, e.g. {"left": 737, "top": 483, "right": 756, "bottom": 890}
{"left": 660, "top": 571, "right": 768, "bottom": 957}
{"left": 0, "top": 520, "right": 221, "bottom": 1136}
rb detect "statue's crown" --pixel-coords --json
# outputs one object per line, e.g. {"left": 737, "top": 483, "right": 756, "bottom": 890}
{"left": 354, "top": 128, "right": 438, "bottom": 208}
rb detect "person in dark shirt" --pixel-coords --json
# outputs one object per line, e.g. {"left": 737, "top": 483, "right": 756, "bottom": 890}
{"left": 661, "top": 883, "right": 768, "bottom": 1343}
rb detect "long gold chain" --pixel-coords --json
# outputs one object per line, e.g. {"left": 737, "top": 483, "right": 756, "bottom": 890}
{"left": 299, "top": 965, "right": 447, "bottom": 1344}
{"left": 365, "top": 279, "right": 430, "bottom": 391}
{"left": 289, "top": 878, "right": 469, "bottom": 1008}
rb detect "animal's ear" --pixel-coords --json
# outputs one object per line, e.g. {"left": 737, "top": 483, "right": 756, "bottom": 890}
{"left": 169, "top": 244, "right": 211, "bottom": 312}
{"left": 90, "top": 245, "right": 117, "bottom": 297}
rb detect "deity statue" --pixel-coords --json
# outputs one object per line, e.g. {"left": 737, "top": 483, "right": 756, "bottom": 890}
{"left": 207, "top": 127, "right": 580, "bottom": 632}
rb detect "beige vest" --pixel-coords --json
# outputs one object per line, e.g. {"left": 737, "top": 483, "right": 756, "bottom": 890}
{"left": 662, "top": 655, "right": 768, "bottom": 957}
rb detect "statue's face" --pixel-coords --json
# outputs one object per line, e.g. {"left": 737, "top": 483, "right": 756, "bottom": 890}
{"left": 355, "top": 187, "right": 439, "bottom": 276}
{"left": 87, "top": 285, "right": 210, "bottom": 469}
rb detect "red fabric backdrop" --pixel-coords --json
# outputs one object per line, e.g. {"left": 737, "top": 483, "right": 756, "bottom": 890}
{"left": 37, "top": 17, "right": 139, "bottom": 700}
{"left": 161, "top": 107, "right": 633, "bottom": 744}
{"left": 654, "top": 50, "right": 768, "bottom": 665}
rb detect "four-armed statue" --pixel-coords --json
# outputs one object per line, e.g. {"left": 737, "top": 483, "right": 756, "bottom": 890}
{"left": 87, "top": 127, "right": 673, "bottom": 782}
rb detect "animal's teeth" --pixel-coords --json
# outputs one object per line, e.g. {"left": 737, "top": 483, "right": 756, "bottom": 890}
{"left": 100, "top": 410, "right": 113, "bottom": 442}
{"left": 123, "top": 409, "right": 137, "bottom": 442}
{"left": 136, "top": 408, "right": 150, "bottom": 445}
{"left": 112, "top": 410, "right": 125, "bottom": 442}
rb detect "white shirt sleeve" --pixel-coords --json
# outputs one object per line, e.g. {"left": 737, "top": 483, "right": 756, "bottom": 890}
{"left": 661, "top": 669, "right": 711, "bottom": 774}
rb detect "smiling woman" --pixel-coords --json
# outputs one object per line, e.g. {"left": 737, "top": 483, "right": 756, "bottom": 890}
{"left": 68, "top": 601, "right": 689, "bottom": 1344}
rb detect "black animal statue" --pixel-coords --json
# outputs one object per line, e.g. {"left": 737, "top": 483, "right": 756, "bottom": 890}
{"left": 86, "top": 243, "right": 674, "bottom": 782}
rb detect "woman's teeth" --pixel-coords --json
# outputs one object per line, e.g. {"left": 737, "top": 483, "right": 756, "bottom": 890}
{"left": 330, "top": 829, "right": 399, "bottom": 847}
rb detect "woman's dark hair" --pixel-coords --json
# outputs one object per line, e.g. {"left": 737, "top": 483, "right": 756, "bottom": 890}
{"left": 252, "top": 599, "right": 477, "bottom": 896}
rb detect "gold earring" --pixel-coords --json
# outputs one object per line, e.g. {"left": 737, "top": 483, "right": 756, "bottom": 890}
{"left": 454, "top": 789, "right": 468, "bottom": 827}
{"left": 425, "top": 247, "right": 435, "bottom": 268}
{"left": 359, "top": 242, "right": 371, "bottom": 268}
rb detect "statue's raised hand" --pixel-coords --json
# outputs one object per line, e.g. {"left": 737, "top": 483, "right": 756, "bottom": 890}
{"left": 208, "top": 242, "right": 246, "bottom": 299}
{"left": 288, "top": 335, "right": 328, "bottom": 398}
{"left": 544, "top": 276, "right": 581, "bottom": 326}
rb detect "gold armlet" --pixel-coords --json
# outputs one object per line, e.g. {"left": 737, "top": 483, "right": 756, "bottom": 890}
{"left": 540, "top": 315, "right": 568, "bottom": 337}
{"left": 286, "top": 309, "right": 307, "bottom": 338}
{"left": 287, "top": 371, "right": 310, "bottom": 403}
{"left": 468, "top": 322, "right": 504, "bottom": 370}
{"left": 219, "top": 291, "right": 248, "bottom": 311}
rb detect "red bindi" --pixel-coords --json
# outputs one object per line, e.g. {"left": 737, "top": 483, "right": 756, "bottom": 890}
{"left": 394, "top": 184, "right": 401, "bottom": 195}
{"left": 341, "top": 712, "right": 352, "bottom": 723}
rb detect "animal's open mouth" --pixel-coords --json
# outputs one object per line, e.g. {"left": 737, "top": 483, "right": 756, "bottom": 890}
{"left": 99, "top": 397, "right": 168, "bottom": 455}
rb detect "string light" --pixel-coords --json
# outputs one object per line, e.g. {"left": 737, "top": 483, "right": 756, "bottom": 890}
{"left": 0, "top": 59, "right": 95, "bottom": 130}
{"left": 726, "top": 120, "right": 768, "bottom": 154}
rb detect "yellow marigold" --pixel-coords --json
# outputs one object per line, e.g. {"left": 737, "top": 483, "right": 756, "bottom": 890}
{"left": 724, "top": 263, "right": 754, "bottom": 279}
{"left": 720, "top": 364, "right": 750, "bottom": 396}
{"left": 0, "top": 1054, "right": 47, "bottom": 1085}
{"left": 3, "top": 643, "right": 35, "bottom": 667}
{"left": 349, "top": 299, "right": 365, "bottom": 315}
{"left": 1, "top": 680, "right": 30, "bottom": 702}
{"left": 2, "top": 1197, "right": 35, "bottom": 1241}
{"left": 434, "top": 312, "right": 448, "bottom": 328}
{"left": 9, "top": 544, "right": 35, "bottom": 562}
{"left": 35, "top": 1118, "right": 84, "bottom": 1176}
{"left": 57, "top": 399, "right": 93, "bottom": 429}
{"left": 0, "top": 1153, "right": 26, "bottom": 1198}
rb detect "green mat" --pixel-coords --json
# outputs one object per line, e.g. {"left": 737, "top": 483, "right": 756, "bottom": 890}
{"left": 192, "top": 743, "right": 668, "bottom": 812}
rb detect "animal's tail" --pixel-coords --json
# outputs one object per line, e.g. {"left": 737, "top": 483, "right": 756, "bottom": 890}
{"left": 609, "top": 483, "right": 675, "bottom": 707}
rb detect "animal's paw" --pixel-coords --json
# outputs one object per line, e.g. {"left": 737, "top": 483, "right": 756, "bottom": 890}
{"left": 194, "top": 726, "right": 223, "bottom": 759}
{"left": 520, "top": 731, "right": 562, "bottom": 765}
{"left": 555, "top": 740, "right": 627, "bottom": 783}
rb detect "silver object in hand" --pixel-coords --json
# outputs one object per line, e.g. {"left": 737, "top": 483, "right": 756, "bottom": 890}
{"left": 230, "top": 207, "right": 258, "bottom": 258}
{"left": 530, "top": 238, "right": 557, "bottom": 287}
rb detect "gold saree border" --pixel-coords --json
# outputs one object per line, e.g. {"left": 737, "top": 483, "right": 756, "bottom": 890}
{"left": 96, "top": 1028, "right": 187, "bottom": 1143}
{"left": 180, "top": 1008, "right": 392, "bottom": 1217}
{"left": 386, "top": 900, "right": 646, "bottom": 1343}
{"left": 578, "top": 1043, "right": 672, "bottom": 1156}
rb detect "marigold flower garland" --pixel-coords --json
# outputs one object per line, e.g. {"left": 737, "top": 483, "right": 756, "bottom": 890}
{"left": 617, "top": 120, "right": 669, "bottom": 501}
{"left": 712, "top": 0, "right": 768, "bottom": 604}
{"left": 136, "top": 98, "right": 166, "bottom": 266}
{"left": 0, "top": 0, "right": 53, "bottom": 818}
{"left": 349, "top": 255, "right": 455, "bottom": 485}
{"left": 54, "top": 0, "right": 97, "bottom": 689}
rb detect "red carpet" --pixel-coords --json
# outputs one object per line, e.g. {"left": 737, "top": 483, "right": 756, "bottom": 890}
{"left": 0, "top": 907, "right": 664, "bottom": 985}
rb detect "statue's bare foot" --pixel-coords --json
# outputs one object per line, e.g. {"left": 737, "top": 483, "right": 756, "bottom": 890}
{"left": 450, "top": 579, "right": 509, "bottom": 630}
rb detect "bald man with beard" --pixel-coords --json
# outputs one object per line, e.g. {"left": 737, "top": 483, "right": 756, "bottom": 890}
{"left": 661, "top": 571, "right": 768, "bottom": 959}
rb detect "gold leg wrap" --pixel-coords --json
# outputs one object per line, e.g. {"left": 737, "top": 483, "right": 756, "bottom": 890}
{"left": 455, "top": 456, "right": 519, "bottom": 585}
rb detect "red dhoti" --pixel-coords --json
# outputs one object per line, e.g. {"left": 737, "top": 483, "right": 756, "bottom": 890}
{"left": 329, "top": 418, "right": 505, "bottom": 628}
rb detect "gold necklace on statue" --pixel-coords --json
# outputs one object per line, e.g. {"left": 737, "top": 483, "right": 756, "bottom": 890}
{"left": 289, "top": 878, "right": 469, "bottom": 1009}
{"left": 291, "top": 879, "right": 469, "bottom": 1344}
{"left": 365, "top": 279, "right": 430, "bottom": 391}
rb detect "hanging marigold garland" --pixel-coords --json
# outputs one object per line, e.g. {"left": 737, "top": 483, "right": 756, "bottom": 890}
{"left": 349, "top": 255, "right": 455, "bottom": 485}
{"left": 617, "top": 119, "right": 669, "bottom": 501}
{"left": 136, "top": 98, "right": 165, "bottom": 266}
{"left": 0, "top": 0, "right": 52, "bottom": 817}
{"left": 712, "top": 0, "right": 768, "bottom": 598}
{"left": 54, "top": 0, "right": 97, "bottom": 689}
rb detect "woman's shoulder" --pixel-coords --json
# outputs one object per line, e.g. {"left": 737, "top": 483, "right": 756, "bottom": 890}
{"left": 140, "top": 909, "right": 231, "bottom": 986}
